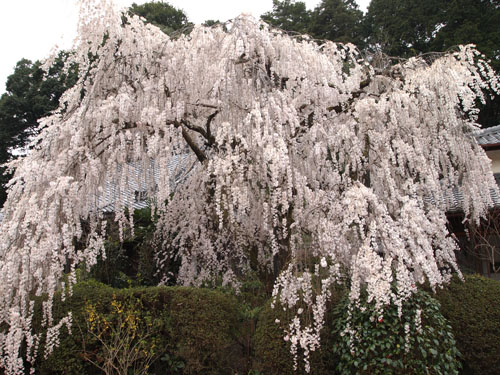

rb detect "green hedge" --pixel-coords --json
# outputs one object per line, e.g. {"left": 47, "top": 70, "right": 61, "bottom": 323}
{"left": 33, "top": 280, "right": 245, "bottom": 375}
{"left": 26, "top": 274, "right": 500, "bottom": 375}
{"left": 253, "top": 291, "right": 343, "bottom": 374}
{"left": 435, "top": 274, "right": 500, "bottom": 375}
{"left": 254, "top": 289, "right": 462, "bottom": 375}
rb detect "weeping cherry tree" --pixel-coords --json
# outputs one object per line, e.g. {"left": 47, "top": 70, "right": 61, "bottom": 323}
{"left": 0, "top": 0, "right": 499, "bottom": 373}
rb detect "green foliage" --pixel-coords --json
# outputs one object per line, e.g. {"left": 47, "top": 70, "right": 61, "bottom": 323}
{"left": 330, "top": 289, "right": 461, "bottom": 375}
{"left": 34, "top": 280, "right": 114, "bottom": 375}
{"left": 26, "top": 276, "right": 500, "bottom": 374}
{"left": 33, "top": 281, "right": 245, "bottom": 375}
{"left": 253, "top": 290, "right": 344, "bottom": 374}
{"left": 129, "top": 1, "right": 191, "bottom": 35}
{"left": 202, "top": 20, "right": 221, "bottom": 27}
{"left": 429, "top": 0, "right": 500, "bottom": 72}
{"left": 261, "top": 0, "right": 365, "bottom": 47}
{"left": 167, "top": 287, "right": 245, "bottom": 374}
{"left": 254, "top": 302, "right": 295, "bottom": 374}
{"left": 0, "top": 52, "right": 78, "bottom": 206}
{"left": 364, "top": 0, "right": 445, "bottom": 57}
{"left": 311, "top": 0, "right": 364, "bottom": 46}
{"left": 365, "top": 0, "right": 500, "bottom": 64}
{"left": 261, "top": 0, "right": 312, "bottom": 35}
{"left": 87, "top": 208, "right": 159, "bottom": 288}
{"left": 435, "top": 274, "right": 500, "bottom": 375}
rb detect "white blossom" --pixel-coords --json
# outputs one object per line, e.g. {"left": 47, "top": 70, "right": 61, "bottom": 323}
{"left": 0, "top": 0, "right": 499, "bottom": 373}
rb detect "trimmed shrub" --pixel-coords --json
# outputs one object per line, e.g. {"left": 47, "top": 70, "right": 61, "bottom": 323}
{"left": 253, "top": 290, "right": 343, "bottom": 375}
{"left": 27, "top": 274, "right": 500, "bottom": 375}
{"left": 254, "top": 301, "right": 295, "bottom": 374}
{"left": 330, "top": 289, "right": 461, "bottom": 375}
{"left": 34, "top": 280, "right": 114, "bottom": 375}
{"left": 435, "top": 274, "right": 500, "bottom": 375}
{"left": 166, "top": 287, "right": 246, "bottom": 374}
{"left": 33, "top": 280, "right": 245, "bottom": 375}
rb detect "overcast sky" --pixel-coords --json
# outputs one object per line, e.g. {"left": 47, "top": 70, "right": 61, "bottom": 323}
{"left": 0, "top": 0, "right": 370, "bottom": 95}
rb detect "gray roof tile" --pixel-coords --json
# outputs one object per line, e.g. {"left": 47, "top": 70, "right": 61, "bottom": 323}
{"left": 474, "top": 124, "right": 500, "bottom": 146}
{"left": 96, "top": 153, "right": 192, "bottom": 212}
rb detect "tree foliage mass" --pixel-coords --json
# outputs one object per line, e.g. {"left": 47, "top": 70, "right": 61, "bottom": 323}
{"left": 129, "top": 1, "right": 190, "bottom": 35}
{"left": 262, "top": 0, "right": 364, "bottom": 46}
{"left": 0, "top": 54, "right": 77, "bottom": 206}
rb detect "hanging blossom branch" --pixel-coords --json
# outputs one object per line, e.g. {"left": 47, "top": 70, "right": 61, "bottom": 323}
{"left": 0, "top": 0, "right": 499, "bottom": 373}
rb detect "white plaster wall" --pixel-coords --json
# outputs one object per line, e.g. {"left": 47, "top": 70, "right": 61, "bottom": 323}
{"left": 486, "top": 149, "right": 500, "bottom": 174}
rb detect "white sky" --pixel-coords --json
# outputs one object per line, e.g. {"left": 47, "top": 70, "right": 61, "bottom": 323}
{"left": 0, "top": 0, "right": 370, "bottom": 95}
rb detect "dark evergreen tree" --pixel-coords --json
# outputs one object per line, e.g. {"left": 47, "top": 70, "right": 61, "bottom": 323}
{"left": 311, "top": 0, "right": 364, "bottom": 46}
{"left": 0, "top": 53, "right": 78, "bottom": 206}
{"left": 261, "top": 0, "right": 312, "bottom": 35}
{"left": 364, "top": 0, "right": 445, "bottom": 56}
{"left": 261, "top": 0, "right": 365, "bottom": 46}
{"left": 431, "top": 0, "right": 500, "bottom": 71}
{"left": 129, "top": 0, "right": 191, "bottom": 35}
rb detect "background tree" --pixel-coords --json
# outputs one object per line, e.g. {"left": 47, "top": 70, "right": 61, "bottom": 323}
{"left": 429, "top": 0, "right": 500, "bottom": 71}
{"left": 310, "top": 0, "right": 364, "bottom": 46}
{"left": 364, "top": 0, "right": 500, "bottom": 127}
{"left": 364, "top": 0, "right": 500, "bottom": 67}
{"left": 0, "top": 54, "right": 77, "bottom": 206}
{"left": 202, "top": 19, "right": 221, "bottom": 27}
{"left": 260, "top": 0, "right": 365, "bottom": 46}
{"left": 129, "top": 1, "right": 191, "bottom": 35}
{"left": 363, "top": 0, "right": 445, "bottom": 57}
{"left": 261, "top": 0, "right": 312, "bottom": 35}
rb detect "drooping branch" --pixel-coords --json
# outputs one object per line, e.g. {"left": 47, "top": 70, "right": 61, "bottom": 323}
{"left": 205, "top": 110, "right": 218, "bottom": 146}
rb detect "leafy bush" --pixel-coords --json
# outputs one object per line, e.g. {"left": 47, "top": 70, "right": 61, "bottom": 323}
{"left": 83, "top": 294, "right": 166, "bottom": 375}
{"left": 435, "top": 274, "right": 500, "bottom": 375}
{"left": 27, "top": 275, "right": 500, "bottom": 375}
{"left": 253, "top": 301, "right": 295, "bottom": 374}
{"left": 330, "top": 289, "right": 461, "bottom": 375}
{"left": 166, "top": 287, "right": 246, "bottom": 374}
{"left": 33, "top": 281, "right": 245, "bottom": 375}
{"left": 88, "top": 208, "right": 159, "bottom": 288}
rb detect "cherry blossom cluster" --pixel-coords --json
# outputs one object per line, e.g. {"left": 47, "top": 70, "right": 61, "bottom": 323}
{"left": 0, "top": 0, "right": 499, "bottom": 373}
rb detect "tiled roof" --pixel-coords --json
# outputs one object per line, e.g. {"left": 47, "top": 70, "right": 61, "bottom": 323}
{"left": 0, "top": 154, "right": 193, "bottom": 223}
{"left": 96, "top": 153, "right": 192, "bottom": 213}
{"left": 474, "top": 125, "right": 500, "bottom": 146}
{"left": 437, "top": 183, "right": 500, "bottom": 213}
{"left": 437, "top": 126, "right": 500, "bottom": 212}
{"left": 101, "top": 125, "right": 500, "bottom": 213}
{"left": 427, "top": 125, "right": 500, "bottom": 211}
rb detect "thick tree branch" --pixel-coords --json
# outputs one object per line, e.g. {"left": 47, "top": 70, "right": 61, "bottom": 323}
{"left": 167, "top": 119, "right": 208, "bottom": 163}
{"left": 180, "top": 119, "right": 209, "bottom": 139}
{"left": 205, "top": 110, "right": 218, "bottom": 145}
{"left": 180, "top": 127, "right": 207, "bottom": 163}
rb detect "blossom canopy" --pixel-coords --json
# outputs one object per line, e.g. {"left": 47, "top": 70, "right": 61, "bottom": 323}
{"left": 0, "top": 0, "right": 499, "bottom": 373}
